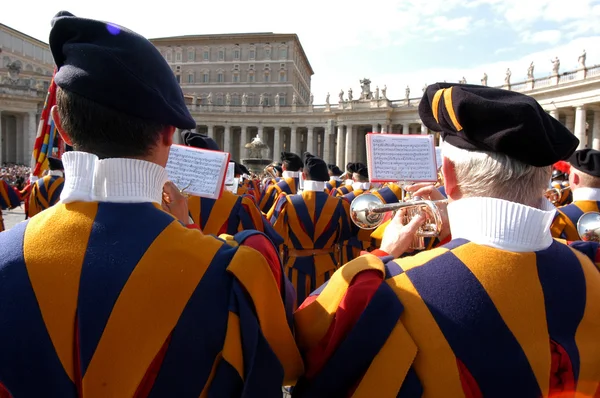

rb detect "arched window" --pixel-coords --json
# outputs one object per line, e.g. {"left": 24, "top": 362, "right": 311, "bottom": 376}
{"left": 187, "top": 71, "right": 195, "bottom": 83}
{"left": 187, "top": 47, "right": 195, "bottom": 62}
{"left": 232, "top": 93, "right": 240, "bottom": 106}
{"left": 216, "top": 93, "right": 224, "bottom": 106}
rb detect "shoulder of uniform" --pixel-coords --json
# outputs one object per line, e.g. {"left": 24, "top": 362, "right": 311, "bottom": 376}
{"left": 386, "top": 242, "right": 467, "bottom": 280}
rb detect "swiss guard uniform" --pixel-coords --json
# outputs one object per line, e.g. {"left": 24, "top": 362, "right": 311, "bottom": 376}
{"left": 259, "top": 153, "right": 302, "bottom": 214}
{"left": 293, "top": 83, "right": 600, "bottom": 397}
{"left": 0, "top": 179, "right": 21, "bottom": 232}
{"left": 269, "top": 153, "right": 351, "bottom": 305}
{"left": 28, "top": 157, "right": 65, "bottom": 218}
{"left": 551, "top": 149, "right": 600, "bottom": 241}
{"left": 332, "top": 162, "right": 363, "bottom": 197}
{"left": 0, "top": 12, "right": 302, "bottom": 397}
{"left": 182, "top": 131, "right": 283, "bottom": 246}
{"left": 325, "top": 164, "right": 343, "bottom": 195}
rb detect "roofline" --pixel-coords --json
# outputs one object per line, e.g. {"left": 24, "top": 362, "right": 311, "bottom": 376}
{"left": 150, "top": 32, "right": 314, "bottom": 75}
{"left": 0, "top": 23, "right": 48, "bottom": 47}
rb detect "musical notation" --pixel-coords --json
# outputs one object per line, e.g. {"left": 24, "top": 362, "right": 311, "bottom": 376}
{"left": 367, "top": 134, "right": 437, "bottom": 182}
{"left": 166, "top": 145, "right": 230, "bottom": 199}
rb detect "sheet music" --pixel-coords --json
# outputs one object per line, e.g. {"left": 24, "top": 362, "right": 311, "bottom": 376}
{"left": 225, "top": 162, "right": 235, "bottom": 184}
{"left": 435, "top": 147, "right": 442, "bottom": 169}
{"left": 367, "top": 134, "right": 437, "bottom": 182}
{"left": 166, "top": 145, "right": 229, "bottom": 199}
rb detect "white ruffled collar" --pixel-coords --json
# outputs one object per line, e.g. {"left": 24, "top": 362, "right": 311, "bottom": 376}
{"left": 572, "top": 187, "right": 600, "bottom": 202}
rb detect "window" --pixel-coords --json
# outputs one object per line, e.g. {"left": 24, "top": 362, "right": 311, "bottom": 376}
{"left": 263, "top": 95, "right": 270, "bottom": 106}
{"left": 217, "top": 72, "right": 224, "bottom": 82}
{"left": 247, "top": 94, "right": 255, "bottom": 106}
{"left": 203, "top": 50, "right": 209, "bottom": 61}
{"left": 248, "top": 72, "right": 255, "bottom": 83}
{"left": 249, "top": 50, "right": 255, "bottom": 60}
{"left": 176, "top": 75, "right": 181, "bottom": 83}
{"left": 265, "top": 48, "right": 271, "bottom": 59}
{"left": 264, "top": 72, "right": 270, "bottom": 82}
{"left": 166, "top": 52, "right": 172, "bottom": 62}
{"left": 187, "top": 73, "right": 194, "bottom": 83}
{"left": 279, "top": 48, "right": 287, "bottom": 59}
{"left": 279, "top": 72, "right": 286, "bottom": 82}
{"left": 233, "top": 73, "right": 239, "bottom": 83}
{"left": 279, "top": 95, "right": 286, "bottom": 105}
{"left": 202, "top": 72, "right": 209, "bottom": 82}
{"left": 234, "top": 49, "right": 240, "bottom": 60}
{"left": 188, "top": 50, "right": 195, "bottom": 61}
{"left": 217, "top": 94, "right": 223, "bottom": 106}
{"left": 176, "top": 52, "right": 182, "bottom": 62}
{"left": 232, "top": 94, "right": 240, "bottom": 106}
{"left": 218, "top": 50, "right": 224, "bottom": 61}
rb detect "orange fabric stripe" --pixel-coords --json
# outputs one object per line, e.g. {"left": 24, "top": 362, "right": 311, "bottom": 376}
{"left": 431, "top": 89, "right": 445, "bottom": 123}
{"left": 443, "top": 87, "right": 463, "bottom": 131}
{"left": 204, "top": 191, "right": 238, "bottom": 235}
{"left": 314, "top": 194, "right": 342, "bottom": 241}
{"left": 222, "top": 312, "right": 244, "bottom": 380}
{"left": 82, "top": 225, "right": 218, "bottom": 397}
{"left": 24, "top": 202, "right": 98, "bottom": 382}
{"left": 451, "top": 243, "right": 551, "bottom": 396}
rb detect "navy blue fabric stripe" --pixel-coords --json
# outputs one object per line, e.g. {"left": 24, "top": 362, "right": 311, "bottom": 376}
{"left": 148, "top": 243, "right": 236, "bottom": 397}
{"left": 535, "top": 240, "right": 587, "bottom": 380}
{"left": 37, "top": 178, "right": 49, "bottom": 203}
{"left": 77, "top": 202, "right": 175, "bottom": 376}
{"left": 5, "top": 182, "right": 20, "bottom": 207}
{"left": 378, "top": 187, "right": 400, "bottom": 204}
{"left": 437, "top": 186, "right": 447, "bottom": 198}
{"left": 384, "top": 260, "right": 404, "bottom": 279}
{"left": 48, "top": 178, "right": 64, "bottom": 206}
{"left": 568, "top": 241, "right": 600, "bottom": 264}
{"left": 397, "top": 367, "right": 423, "bottom": 397}
{"left": 226, "top": 197, "right": 242, "bottom": 234}
{"left": 315, "top": 200, "right": 342, "bottom": 248}
{"left": 231, "top": 280, "right": 285, "bottom": 396}
{"left": 294, "top": 261, "right": 311, "bottom": 304}
{"left": 290, "top": 195, "right": 315, "bottom": 238}
{"left": 207, "top": 359, "right": 244, "bottom": 397}
{"left": 199, "top": 197, "right": 216, "bottom": 230}
{"left": 0, "top": 221, "right": 77, "bottom": 397}
{"left": 313, "top": 192, "right": 330, "bottom": 222}
{"left": 268, "top": 194, "right": 288, "bottom": 225}
{"left": 294, "top": 282, "right": 401, "bottom": 397}
{"left": 440, "top": 238, "right": 469, "bottom": 250}
{"left": 560, "top": 204, "right": 585, "bottom": 228}
{"left": 406, "top": 250, "right": 541, "bottom": 397}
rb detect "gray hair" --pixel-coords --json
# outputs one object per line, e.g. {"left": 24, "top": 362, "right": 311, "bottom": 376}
{"left": 441, "top": 141, "right": 551, "bottom": 208}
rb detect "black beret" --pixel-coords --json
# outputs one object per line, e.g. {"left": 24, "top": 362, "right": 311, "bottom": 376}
{"left": 47, "top": 157, "right": 64, "bottom": 170}
{"left": 419, "top": 83, "right": 578, "bottom": 167}
{"left": 49, "top": 11, "right": 196, "bottom": 129}
{"left": 569, "top": 149, "right": 600, "bottom": 178}
{"left": 181, "top": 130, "right": 220, "bottom": 151}
{"left": 239, "top": 164, "right": 249, "bottom": 175}
{"left": 347, "top": 163, "right": 365, "bottom": 174}
{"left": 281, "top": 152, "right": 303, "bottom": 171}
{"left": 274, "top": 165, "right": 283, "bottom": 175}
{"left": 328, "top": 164, "right": 343, "bottom": 176}
{"left": 304, "top": 155, "right": 330, "bottom": 182}
{"left": 355, "top": 166, "right": 369, "bottom": 179}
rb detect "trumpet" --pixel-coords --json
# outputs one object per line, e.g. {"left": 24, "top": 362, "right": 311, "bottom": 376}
{"left": 350, "top": 193, "right": 447, "bottom": 250}
{"left": 577, "top": 212, "right": 600, "bottom": 242}
{"left": 544, "top": 186, "right": 570, "bottom": 205}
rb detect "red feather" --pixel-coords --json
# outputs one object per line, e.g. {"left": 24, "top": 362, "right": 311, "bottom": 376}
{"left": 553, "top": 161, "right": 571, "bottom": 174}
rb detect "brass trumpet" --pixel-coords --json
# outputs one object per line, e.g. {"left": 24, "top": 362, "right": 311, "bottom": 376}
{"left": 350, "top": 193, "right": 447, "bottom": 250}
{"left": 577, "top": 212, "right": 600, "bottom": 242}
{"left": 544, "top": 187, "right": 569, "bottom": 205}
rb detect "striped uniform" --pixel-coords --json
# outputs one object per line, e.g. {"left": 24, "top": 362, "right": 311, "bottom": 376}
{"left": 0, "top": 202, "right": 303, "bottom": 397}
{"left": 325, "top": 179, "right": 343, "bottom": 195}
{"left": 28, "top": 175, "right": 65, "bottom": 218}
{"left": 188, "top": 190, "right": 283, "bottom": 246}
{"left": 0, "top": 180, "right": 21, "bottom": 232}
{"left": 259, "top": 177, "right": 299, "bottom": 214}
{"left": 550, "top": 201, "right": 600, "bottom": 241}
{"left": 269, "top": 190, "right": 351, "bottom": 305}
{"left": 294, "top": 239, "right": 600, "bottom": 397}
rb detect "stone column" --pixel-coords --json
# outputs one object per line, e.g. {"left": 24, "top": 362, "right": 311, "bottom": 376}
{"left": 336, "top": 125, "right": 345, "bottom": 167}
{"left": 257, "top": 125, "right": 264, "bottom": 140}
{"left": 25, "top": 112, "right": 36, "bottom": 162}
{"left": 372, "top": 124, "right": 378, "bottom": 134}
{"left": 401, "top": 124, "right": 408, "bottom": 135}
{"left": 241, "top": 126, "right": 249, "bottom": 158}
{"left": 307, "top": 126, "right": 315, "bottom": 154}
{"left": 565, "top": 113, "right": 575, "bottom": 134}
{"left": 345, "top": 124, "right": 354, "bottom": 164}
{"left": 549, "top": 109, "right": 559, "bottom": 120}
{"left": 223, "top": 125, "right": 232, "bottom": 154}
{"left": 0, "top": 110, "right": 3, "bottom": 165}
{"left": 381, "top": 124, "right": 387, "bottom": 134}
{"left": 421, "top": 122, "right": 428, "bottom": 135}
{"left": 273, "top": 126, "right": 281, "bottom": 159}
{"left": 323, "top": 126, "right": 332, "bottom": 164}
{"left": 574, "top": 106, "right": 587, "bottom": 150}
{"left": 16, "top": 116, "right": 24, "bottom": 164}
{"left": 592, "top": 111, "right": 600, "bottom": 151}
{"left": 207, "top": 124, "right": 215, "bottom": 139}
{"left": 290, "top": 126, "right": 298, "bottom": 154}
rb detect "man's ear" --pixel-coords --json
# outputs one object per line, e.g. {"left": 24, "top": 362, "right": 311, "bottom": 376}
{"left": 51, "top": 105, "right": 73, "bottom": 146}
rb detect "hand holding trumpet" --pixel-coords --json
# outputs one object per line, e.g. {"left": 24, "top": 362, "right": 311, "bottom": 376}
{"left": 162, "top": 181, "right": 190, "bottom": 224}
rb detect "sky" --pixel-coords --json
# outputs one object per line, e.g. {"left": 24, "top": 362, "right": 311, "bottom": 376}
{"left": 3, "top": 0, "right": 600, "bottom": 103}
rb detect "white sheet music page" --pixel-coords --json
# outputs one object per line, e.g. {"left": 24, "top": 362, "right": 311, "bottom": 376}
{"left": 366, "top": 134, "right": 437, "bottom": 182}
{"left": 165, "top": 144, "right": 230, "bottom": 199}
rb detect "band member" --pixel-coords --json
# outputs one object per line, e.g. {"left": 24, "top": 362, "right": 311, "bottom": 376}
{"left": 182, "top": 131, "right": 283, "bottom": 246}
{"left": 28, "top": 157, "right": 65, "bottom": 217}
{"left": 333, "top": 162, "right": 365, "bottom": 197}
{"left": 551, "top": 148, "right": 600, "bottom": 240}
{"left": 293, "top": 83, "right": 600, "bottom": 396}
{"left": 269, "top": 153, "right": 351, "bottom": 305}
{"left": 0, "top": 12, "right": 302, "bottom": 397}
{"left": 325, "top": 164, "right": 343, "bottom": 194}
{"left": 0, "top": 179, "right": 21, "bottom": 232}
{"left": 259, "top": 152, "right": 303, "bottom": 213}
{"left": 546, "top": 160, "right": 572, "bottom": 206}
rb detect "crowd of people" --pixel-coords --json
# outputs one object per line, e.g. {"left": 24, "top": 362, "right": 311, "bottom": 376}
{"left": 0, "top": 163, "right": 30, "bottom": 189}
{"left": 0, "top": 10, "right": 599, "bottom": 398}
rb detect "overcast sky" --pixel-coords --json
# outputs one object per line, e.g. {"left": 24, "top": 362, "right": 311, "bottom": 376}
{"left": 3, "top": 0, "right": 600, "bottom": 103}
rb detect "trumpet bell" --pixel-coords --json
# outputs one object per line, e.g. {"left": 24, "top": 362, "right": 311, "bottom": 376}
{"left": 350, "top": 193, "right": 385, "bottom": 230}
{"left": 577, "top": 211, "right": 600, "bottom": 242}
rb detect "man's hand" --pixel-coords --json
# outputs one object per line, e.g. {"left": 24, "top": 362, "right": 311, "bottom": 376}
{"left": 162, "top": 181, "right": 190, "bottom": 225}
{"left": 380, "top": 209, "right": 426, "bottom": 258}
{"left": 405, "top": 183, "right": 450, "bottom": 241}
